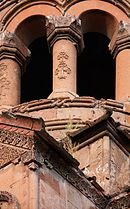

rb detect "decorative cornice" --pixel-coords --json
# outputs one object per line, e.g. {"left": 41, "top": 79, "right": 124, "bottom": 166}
{"left": 0, "top": 128, "right": 35, "bottom": 169}
{"left": 46, "top": 15, "right": 84, "bottom": 53}
{"left": 0, "top": 112, "right": 78, "bottom": 169}
{"left": 0, "top": 31, "right": 30, "bottom": 69}
{"left": 0, "top": 113, "right": 44, "bottom": 169}
{"left": 0, "top": 128, "right": 34, "bottom": 150}
{"left": 109, "top": 21, "right": 130, "bottom": 58}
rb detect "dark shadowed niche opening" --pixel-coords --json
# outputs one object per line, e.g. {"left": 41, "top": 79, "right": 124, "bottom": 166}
{"left": 77, "top": 32, "right": 115, "bottom": 99}
{"left": 21, "top": 37, "right": 52, "bottom": 103}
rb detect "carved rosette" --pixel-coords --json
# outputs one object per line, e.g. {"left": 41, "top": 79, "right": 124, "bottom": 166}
{"left": 0, "top": 31, "right": 30, "bottom": 69}
{"left": 46, "top": 15, "right": 84, "bottom": 53}
{"left": 109, "top": 21, "right": 130, "bottom": 58}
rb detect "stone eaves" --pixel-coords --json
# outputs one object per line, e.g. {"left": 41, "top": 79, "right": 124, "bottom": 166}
{"left": 11, "top": 97, "right": 124, "bottom": 113}
{"left": 62, "top": 109, "right": 130, "bottom": 154}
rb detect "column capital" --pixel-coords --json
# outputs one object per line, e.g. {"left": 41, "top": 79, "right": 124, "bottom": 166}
{"left": 46, "top": 15, "right": 84, "bottom": 54}
{"left": 0, "top": 31, "right": 30, "bottom": 70}
{"left": 109, "top": 21, "right": 130, "bottom": 58}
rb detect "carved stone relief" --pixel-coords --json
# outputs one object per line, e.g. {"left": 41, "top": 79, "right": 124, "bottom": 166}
{"left": 0, "top": 127, "right": 35, "bottom": 169}
{"left": 118, "top": 20, "right": 130, "bottom": 33}
{"left": 0, "top": 129, "right": 34, "bottom": 149}
{"left": 46, "top": 15, "right": 84, "bottom": 52}
{"left": 0, "top": 63, "right": 10, "bottom": 100}
{"left": 0, "top": 144, "right": 26, "bottom": 169}
{"left": 55, "top": 52, "right": 71, "bottom": 79}
{"left": 47, "top": 15, "right": 80, "bottom": 28}
{"left": 0, "top": 31, "right": 16, "bottom": 46}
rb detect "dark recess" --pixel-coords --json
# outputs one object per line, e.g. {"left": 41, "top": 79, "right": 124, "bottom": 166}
{"left": 21, "top": 37, "right": 52, "bottom": 103}
{"left": 77, "top": 32, "right": 115, "bottom": 99}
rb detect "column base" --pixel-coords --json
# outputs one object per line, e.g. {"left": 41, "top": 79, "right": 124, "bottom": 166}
{"left": 0, "top": 105, "right": 12, "bottom": 114}
{"left": 48, "top": 90, "right": 79, "bottom": 99}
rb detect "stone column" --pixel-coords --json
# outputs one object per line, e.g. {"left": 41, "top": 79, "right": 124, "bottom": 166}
{"left": 0, "top": 31, "right": 30, "bottom": 106}
{"left": 46, "top": 15, "right": 84, "bottom": 99}
{"left": 110, "top": 21, "right": 130, "bottom": 102}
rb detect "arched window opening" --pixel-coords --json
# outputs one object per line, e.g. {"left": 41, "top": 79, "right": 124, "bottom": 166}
{"left": 77, "top": 32, "right": 115, "bottom": 99}
{"left": 21, "top": 37, "right": 52, "bottom": 103}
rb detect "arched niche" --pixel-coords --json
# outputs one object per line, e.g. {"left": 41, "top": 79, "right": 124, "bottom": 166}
{"left": 80, "top": 10, "right": 117, "bottom": 40}
{"left": 77, "top": 10, "right": 117, "bottom": 99}
{"left": 15, "top": 15, "right": 52, "bottom": 102}
{"left": 15, "top": 15, "right": 46, "bottom": 47}
{"left": 0, "top": 191, "right": 20, "bottom": 209}
{"left": 67, "top": 0, "right": 129, "bottom": 22}
{"left": 4, "top": 3, "right": 60, "bottom": 32}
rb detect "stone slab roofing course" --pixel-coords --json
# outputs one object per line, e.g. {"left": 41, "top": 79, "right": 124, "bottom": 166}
{"left": 64, "top": 110, "right": 130, "bottom": 153}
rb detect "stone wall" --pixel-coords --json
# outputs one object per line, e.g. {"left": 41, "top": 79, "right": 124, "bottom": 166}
{"left": 39, "top": 164, "right": 97, "bottom": 209}
{"left": 73, "top": 135, "right": 130, "bottom": 195}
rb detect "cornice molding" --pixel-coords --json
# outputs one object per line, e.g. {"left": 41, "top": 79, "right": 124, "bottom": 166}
{"left": 0, "top": 127, "right": 35, "bottom": 169}
{"left": 10, "top": 97, "right": 125, "bottom": 118}
{"left": 0, "top": 113, "right": 44, "bottom": 169}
